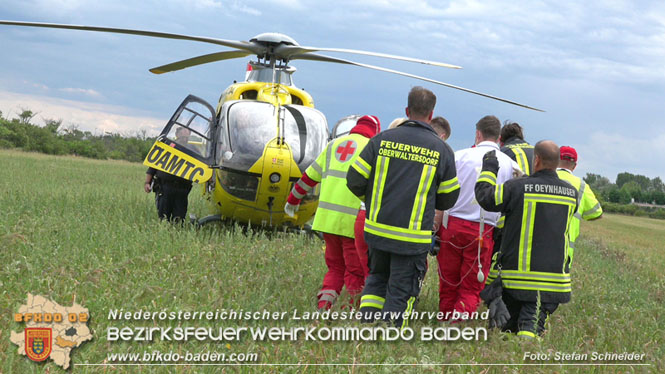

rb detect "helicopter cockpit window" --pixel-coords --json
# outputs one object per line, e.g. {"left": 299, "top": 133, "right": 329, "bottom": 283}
{"left": 247, "top": 68, "right": 292, "bottom": 86}
{"left": 165, "top": 103, "right": 213, "bottom": 158}
{"left": 332, "top": 115, "right": 361, "bottom": 139}
{"left": 220, "top": 101, "right": 276, "bottom": 169}
{"left": 216, "top": 110, "right": 229, "bottom": 158}
{"left": 283, "top": 105, "right": 329, "bottom": 172}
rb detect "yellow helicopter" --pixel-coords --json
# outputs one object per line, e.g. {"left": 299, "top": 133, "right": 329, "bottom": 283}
{"left": 0, "top": 21, "right": 543, "bottom": 229}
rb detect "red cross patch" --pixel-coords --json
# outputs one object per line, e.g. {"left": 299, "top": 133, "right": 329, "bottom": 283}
{"left": 335, "top": 140, "right": 357, "bottom": 162}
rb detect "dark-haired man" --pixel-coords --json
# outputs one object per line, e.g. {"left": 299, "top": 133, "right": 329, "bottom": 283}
{"left": 475, "top": 140, "right": 578, "bottom": 337}
{"left": 430, "top": 116, "right": 451, "bottom": 141}
{"left": 347, "top": 86, "right": 460, "bottom": 329}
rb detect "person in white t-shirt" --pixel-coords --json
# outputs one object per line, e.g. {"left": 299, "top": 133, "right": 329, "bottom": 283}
{"left": 436, "top": 115, "right": 521, "bottom": 321}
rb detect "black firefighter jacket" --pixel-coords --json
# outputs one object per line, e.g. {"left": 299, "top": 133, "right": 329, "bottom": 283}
{"left": 346, "top": 120, "right": 460, "bottom": 255}
{"left": 475, "top": 166, "right": 578, "bottom": 304}
{"left": 501, "top": 136, "right": 535, "bottom": 176}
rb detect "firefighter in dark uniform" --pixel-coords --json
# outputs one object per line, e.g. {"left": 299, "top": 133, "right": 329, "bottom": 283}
{"left": 475, "top": 140, "right": 578, "bottom": 338}
{"left": 346, "top": 87, "right": 460, "bottom": 329}
{"left": 493, "top": 121, "right": 535, "bottom": 257}
{"left": 144, "top": 127, "right": 193, "bottom": 222}
{"left": 499, "top": 122, "right": 534, "bottom": 175}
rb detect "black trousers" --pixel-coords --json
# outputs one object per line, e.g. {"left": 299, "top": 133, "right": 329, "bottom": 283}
{"left": 156, "top": 183, "right": 191, "bottom": 222}
{"left": 501, "top": 292, "right": 559, "bottom": 337}
{"left": 359, "top": 247, "right": 427, "bottom": 329}
{"left": 492, "top": 227, "right": 502, "bottom": 256}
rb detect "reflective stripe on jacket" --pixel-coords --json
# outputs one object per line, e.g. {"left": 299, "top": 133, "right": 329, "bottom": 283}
{"left": 501, "top": 137, "right": 534, "bottom": 176}
{"left": 347, "top": 120, "right": 459, "bottom": 255}
{"left": 476, "top": 168, "right": 578, "bottom": 304}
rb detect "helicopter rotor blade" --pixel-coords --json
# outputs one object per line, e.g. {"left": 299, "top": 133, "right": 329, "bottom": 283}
{"left": 0, "top": 20, "right": 542, "bottom": 111}
{"left": 278, "top": 45, "right": 462, "bottom": 69}
{"left": 292, "top": 53, "right": 544, "bottom": 112}
{"left": 0, "top": 20, "right": 265, "bottom": 55}
{"left": 150, "top": 50, "right": 253, "bottom": 74}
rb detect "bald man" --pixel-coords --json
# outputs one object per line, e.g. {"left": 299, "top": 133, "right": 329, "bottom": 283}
{"left": 474, "top": 140, "right": 579, "bottom": 338}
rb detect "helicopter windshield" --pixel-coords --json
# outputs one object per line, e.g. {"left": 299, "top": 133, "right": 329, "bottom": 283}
{"left": 282, "top": 105, "right": 329, "bottom": 172}
{"left": 220, "top": 101, "right": 276, "bottom": 170}
{"left": 217, "top": 101, "right": 328, "bottom": 173}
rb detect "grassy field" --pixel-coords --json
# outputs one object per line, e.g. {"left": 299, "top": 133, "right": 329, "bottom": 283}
{"left": 1, "top": 149, "right": 663, "bottom": 373}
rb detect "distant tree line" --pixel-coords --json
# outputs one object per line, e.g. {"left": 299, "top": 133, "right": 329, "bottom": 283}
{"left": 0, "top": 109, "right": 156, "bottom": 163}
{"left": 584, "top": 172, "right": 665, "bottom": 205}
{"left": 584, "top": 172, "right": 665, "bottom": 219}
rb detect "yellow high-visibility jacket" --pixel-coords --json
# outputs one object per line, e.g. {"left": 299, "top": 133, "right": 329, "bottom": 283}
{"left": 557, "top": 168, "right": 603, "bottom": 264}
{"left": 300, "top": 133, "right": 370, "bottom": 237}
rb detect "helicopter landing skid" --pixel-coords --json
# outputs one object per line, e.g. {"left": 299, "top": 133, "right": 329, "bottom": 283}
{"left": 195, "top": 214, "right": 224, "bottom": 227}
{"left": 193, "top": 213, "right": 323, "bottom": 241}
{"left": 284, "top": 224, "right": 324, "bottom": 241}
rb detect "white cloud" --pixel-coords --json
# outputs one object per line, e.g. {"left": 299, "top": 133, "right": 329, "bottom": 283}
{"left": 0, "top": 91, "right": 166, "bottom": 136}
{"left": 28, "top": 82, "right": 49, "bottom": 91}
{"left": 229, "top": 1, "right": 261, "bottom": 16}
{"left": 262, "top": 0, "right": 304, "bottom": 10}
{"left": 30, "top": 0, "right": 88, "bottom": 11}
{"left": 186, "top": 0, "right": 222, "bottom": 9}
{"left": 59, "top": 87, "right": 103, "bottom": 98}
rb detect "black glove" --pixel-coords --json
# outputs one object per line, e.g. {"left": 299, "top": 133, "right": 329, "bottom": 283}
{"left": 480, "top": 275, "right": 510, "bottom": 329}
{"left": 479, "top": 275, "right": 502, "bottom": 304}
{"left": 429, "top": 235, "right": 440, "bottom": 256}
{"left": 481, "top": 150, "right": 499, "bottom": 174}
{"left": 488, "top": 296, "right": 510, "bottom": 328}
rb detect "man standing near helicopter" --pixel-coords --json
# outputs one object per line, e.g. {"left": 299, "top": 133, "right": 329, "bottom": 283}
{"left": 347, "top": 87, "right": 460, "bottom": 329}
{"left": 284, "top": 115, "right": 382, "bottom": 310}
{"left": 144, "top": 126, "right": 194, "bottom": 222}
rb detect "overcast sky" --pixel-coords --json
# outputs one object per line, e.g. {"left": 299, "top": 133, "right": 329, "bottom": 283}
{"left": 1, "top": 0, "right": 664, "bottom": 182}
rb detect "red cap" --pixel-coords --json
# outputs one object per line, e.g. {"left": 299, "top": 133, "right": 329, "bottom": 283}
{"left": 560, "top": 146, "right": 577, "bottom": 162}
{"left": 350, "top": 115, "right": 381, "bottom": 138}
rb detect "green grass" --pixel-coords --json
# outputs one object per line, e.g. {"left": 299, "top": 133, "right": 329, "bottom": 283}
{"left": 1, "top": 149, "right": 662, "bottom": 373}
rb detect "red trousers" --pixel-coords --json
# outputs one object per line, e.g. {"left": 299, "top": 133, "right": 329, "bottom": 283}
{"left": 354, "top": 209, "right": 370, "bottom": 279}
{"left": 319, "top": 233, "right": 365, "bottom": 309}
{"left": 436, "top": 216, "right": 494, "bottom": 318}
